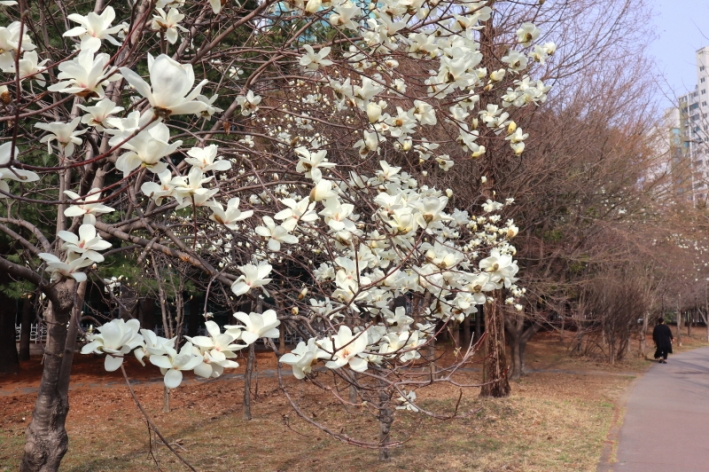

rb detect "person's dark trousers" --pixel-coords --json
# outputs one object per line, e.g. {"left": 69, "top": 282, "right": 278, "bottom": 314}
{"left": 654, "top": 348, "right": 669, "bottom": 360}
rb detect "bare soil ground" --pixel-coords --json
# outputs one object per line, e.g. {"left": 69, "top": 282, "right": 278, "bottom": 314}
{"left": 2, "top": 331, "right": 706, "bottom": 472}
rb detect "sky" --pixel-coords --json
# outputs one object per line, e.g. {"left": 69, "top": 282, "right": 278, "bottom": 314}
{"left": 650, "top": 0, "right": 709, "bottom": 108}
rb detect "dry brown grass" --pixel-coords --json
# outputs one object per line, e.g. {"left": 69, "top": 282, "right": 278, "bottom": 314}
{"left": 5, "top": 330, "right": 703, "bottom": 472}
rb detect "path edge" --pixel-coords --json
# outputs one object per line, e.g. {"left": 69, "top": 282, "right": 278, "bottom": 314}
{"left": 596, "top": 370, "right": 645, "bottom": 472}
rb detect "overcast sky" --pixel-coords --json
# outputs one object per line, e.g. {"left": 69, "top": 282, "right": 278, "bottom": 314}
{"left": 650, "top": 0, "right": 709, "bottom": 108}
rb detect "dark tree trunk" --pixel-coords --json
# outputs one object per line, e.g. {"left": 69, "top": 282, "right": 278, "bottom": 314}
{"left": 480, "top": 296, "right": 510, "bottom": 397}
{"left": 118, "top": 284, "right": 138, "bottom": 321}
{"left": 377, "top": 383, "right": 393, "bottom": 461}
{"left": 450, "top": 321, "right": 460, "bottom": 347}
{"left": 243, "top": 343, "right": 256, "bottom": 420}
{"left": 505, "top": 311, "right": 540, "bottom": 381}
{"left": 474, "top": 310, "right": 482, "bottom": 341}
{"left": 21, "top": 280, "right": 76, "bottom": 472}
{"left": 639, "top": 310, "right": 649, "bottom": 358}
{"left": 0, "top": 294, "right": 19, "bottom": 374}
{"left": 187, "top": 295, "right": 201, "bottom": 337}
{"left": 462, "top": 316, "right": 471, "bottom": 347}
{"left": 138, "top": 297, "right": 157, "bottom": 331}
{"left": 687, "top": 310, "right": 692, "bottom": 337}
{"left": 19, "top": 297, "right": 33, "bottom": 362}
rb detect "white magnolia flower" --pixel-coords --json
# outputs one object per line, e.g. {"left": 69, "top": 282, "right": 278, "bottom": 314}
{"left": 318, "top": 326, "right": 369, "bottom": 372}
{"left": 64, "top": 188, "right": 115, "bottom": 217}
{"left": 47, "top": 49, "right": 119, "bottom": 98}
{"left": 196, "top": 94, "right": 223, "bottom": 119}
{"left": 78, "top": 98, "right": 124, "bottom": 129}
{"left": 6, "top": 51, "right": 49, "bottom": 86}
{"left": 185, "top": 145, "right": 231, "bottom": 172}
{"left": 208, "top": 0, "right": 224, "bottom": 14}
{"left": 309, "top": 179, "right": 337, "bottom": 202}
{"left": 227, "top": 309, "right": 280, "bottom": 345}
{"left": 63, "top": 6, "right": 123, "bottom": 52}
{"left": 235, "top": 90, "right": 261, "bottom": 116}
{"left": 319, "top": 198, "right": 354, "bottom": 232}
{"left": 466, "top": 272, "right": 498, "bottom": 304}
{"left": 0, "top": 143, "right": 40, "bottom": 198}
{"left": 115, "top": 122, "right": 182, "bottom": 176}
{"left": 38, "top": 253, "right": 93, "bottom": 282}
{"left": 230, "top": 262, "right": 272, "bottom": 296}
{"left": 149, "top": 342, "right": 204, "bottom": 389}
{"left": 482, "top": 199, "right": 504, "bottom": 213}
{"left": 185, "top": 321, "right": 244, "bottom": 377}
{"left": 80, "top": 319, "right": 143, "bottom": 371}
{"left": 295, "top": 147, "right": 335, "bottom": 182}
{"left": 0, "top": 22, "right": 36, "bottom": 70}
{"left": 279, "top": 338, "right": 322, "bottom": 379}
{"left": 170, "top": 167, "right": 218, "bottom": 208}
{"left": 35, "top": 117, "right": 86, "bottom": 157}
{"left": 141, "top": 170, "right": 176, "bottom": 206}
{"left": 255, "top": 216, "right": 299, "bottom": 251}
{"left": 413, "top": 100, "right": 437, "bottom": 125}
{"left": 151, "top": 8, "right": 188, "bottom": 45}
{"left": 273, "top": 196, "right": 318, "bottom": 231}
{"left": 120, "top": 54, "right": 208, "bottom": 118}
{"left": 479, "top": 249, "right": 519, "bottom": 286}
{"left": 209, "top": 197, "right": 253, "bottom": 229}
{"left": 516, "top": 22, "right": 541, "bottom": 46}
{"left": 134, "top": 329, "right": 175, "bottom": 366}
{"left": 299, "top": 45, "right": 333, "bottom": 71}
{"left": 57, "top": 223, "right": 112, "bottom": 262}
{"left": 395, "top": 390, "right": 419, "bottom": 412}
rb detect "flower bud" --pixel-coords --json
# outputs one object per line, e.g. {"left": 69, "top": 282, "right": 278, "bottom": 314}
{"left": 366, "top": 102, "right": 382, "bottom": 123}
{"left": 0, "top": 85, "right": 10, "bottom": 105}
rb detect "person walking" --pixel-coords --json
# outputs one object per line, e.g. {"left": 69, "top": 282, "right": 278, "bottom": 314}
{"left": 653, "top": 317, "right": 673, "bottom": 364}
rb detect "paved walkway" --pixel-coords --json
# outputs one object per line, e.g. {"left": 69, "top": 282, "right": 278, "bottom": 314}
{"left": 614, "top": 346, "right": 709, "bottom": 471}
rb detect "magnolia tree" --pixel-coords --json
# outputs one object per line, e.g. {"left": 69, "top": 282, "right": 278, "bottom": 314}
{"left": 0, "top": 0, "right": 552, "bottom": 468}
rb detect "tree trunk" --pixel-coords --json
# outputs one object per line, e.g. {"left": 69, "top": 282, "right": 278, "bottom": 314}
{"left": 139, "top": 297, "right": 157, "bottom": 331}
{"left": 243, "top": 343, "right": 256, "bottom": 420}
{"left": 687, "top": 310, "right": 692, "bottom": 337}
{"left": 509, "top": 333, "right": 521, "bottom": 381}
{"left": 505, "top": 313, "right": 539, "bottom": 381}
{"left": 450, "top": 321, "right": 460, "bottom": 348}
{"left": 676, "top": 309, "right": 683, "bottom": 346}
{"left": 0, "top": 295, "right": 19, "bottom": 374}
{"left": 21, "top": 280, "right": 76, "bottom": 472}
{"left": 19, "top": 296, "right": 33, "bottom": 362}
{"left": 639, "top": 311, "right": 649, "bottom": 358}
{"left": 480, "top": 296, "right": 510, "bottom": 398}
{"left": 118, "top": 283, "right": 138, "bottom": 321}
{"left": 474, "top": 310, "right": 481, "bottom": 342}
{"left": 462, "top": 316, "right": 471, "bottom": 347}
{"left": 377, "top": 384, "right": 393, "bottom": 461}
{"left": 163, "top": 386, "right": 170, "bottom": 413}
{"left": 187, "top": 295, "right": 201, "bottom": 337}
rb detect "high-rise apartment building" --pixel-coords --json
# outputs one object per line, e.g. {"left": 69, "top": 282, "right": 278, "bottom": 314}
{"left": 677, "top": 46, "right": 709, "bottom": 204}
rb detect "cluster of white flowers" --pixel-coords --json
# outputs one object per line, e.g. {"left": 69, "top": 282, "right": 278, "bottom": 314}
{"left": 0, "top": 0, "right": 549, "bottom": 416}
{"left": 81, "top": 312, "right": 280, "bottom": 388}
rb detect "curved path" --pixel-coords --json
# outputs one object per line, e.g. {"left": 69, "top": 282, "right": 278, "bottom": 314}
{"left": 614, "top": 346, "right": 709, "bottom": 471}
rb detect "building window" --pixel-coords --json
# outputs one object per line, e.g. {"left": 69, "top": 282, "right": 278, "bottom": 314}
{"left": 703, "top": 78, "right": 706, "bottom": 83}
{"left": 702, "top": 66, "right": 706, "bottom": 71}
{"left": 703, "top": 89, "right": 707, "bottom": 94}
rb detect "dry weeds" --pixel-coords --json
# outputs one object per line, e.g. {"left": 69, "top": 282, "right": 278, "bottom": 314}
{"left": 4, "top": 330, "right": 702, "bottom": 472}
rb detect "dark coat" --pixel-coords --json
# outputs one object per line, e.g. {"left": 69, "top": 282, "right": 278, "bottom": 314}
{"left": 653, "top": 324, "right": 673, "bottom": 355}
